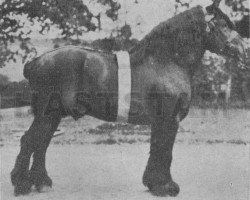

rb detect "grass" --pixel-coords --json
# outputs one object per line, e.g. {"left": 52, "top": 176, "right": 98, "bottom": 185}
{"left": 191, "top": 100, "right": 250, "bottom": 109}
{"left": 14, "top": 108, "right": 32, "bottom": 118}
{"left": 88, "top": 123, "right": 117, "bottom": 135}
{"left": 93, "top": 136, "right": 140, "bottom": 145}
{"left": 88, "top": 123, "right": 150, "bottom": 136}
{"left": 94, "top": 137, "right": 118, "bottom": 145}
{"left": 206, "top": 139, "right": 224, "bottom": 144}
{"left": 1, "top": 106, "right": 250, "bottom": 146}
{"left": 227, "top": 139, "right": 247, "bottom": 145}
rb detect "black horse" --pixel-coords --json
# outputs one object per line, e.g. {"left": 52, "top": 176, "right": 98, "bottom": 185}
{"left": 11, "top": 0, "right": 247, "bottom": 197}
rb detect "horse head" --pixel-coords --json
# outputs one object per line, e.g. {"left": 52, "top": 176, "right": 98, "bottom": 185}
{"left": 203, "top": 0, "right": 247, "bottom": 67}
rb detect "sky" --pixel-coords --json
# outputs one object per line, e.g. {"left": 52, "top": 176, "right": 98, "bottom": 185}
{"left": 0, "top": 0, "right": 242, "bottom": 81}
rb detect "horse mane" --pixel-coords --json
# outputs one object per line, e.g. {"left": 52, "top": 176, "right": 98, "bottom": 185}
{"left": 214, "top": 7, "right": 236, "bottom": 30}
{"left": 129, "top": 6, "right": 207, "bottom": 65}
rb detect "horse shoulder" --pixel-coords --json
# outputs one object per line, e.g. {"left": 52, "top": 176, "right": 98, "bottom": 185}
{"left": 141, "top": 57, "right": 191, "bottom": 97}
{"left": 149, "top": 60, "right": 191, "bottom": 117}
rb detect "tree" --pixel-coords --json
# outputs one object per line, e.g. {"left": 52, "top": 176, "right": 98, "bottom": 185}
{"left": 0, "top": 0, "right": 121, "bottom": 67}
{"left": 224, "top": 0, "right": 249, "bottom": 13}
{"left": 91, "top": 24, "right": 138, "bottom": 52}
{"left": 225, "top": 0, "right": 249, "bottom": 38}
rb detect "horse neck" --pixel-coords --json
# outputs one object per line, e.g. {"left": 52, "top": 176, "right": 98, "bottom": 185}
{"left": 129, "top": 6, "right": 207, "bottom": 76}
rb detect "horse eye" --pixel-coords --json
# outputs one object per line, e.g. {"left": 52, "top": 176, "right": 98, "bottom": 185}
{"left": 218, "top": 19, "right": 227, "bottom": 27}
{"left": 208, "top": 21, "right": 215, "bottom": 30}
{"left": 221, "top": 22, "right": 228, "bottom": 28}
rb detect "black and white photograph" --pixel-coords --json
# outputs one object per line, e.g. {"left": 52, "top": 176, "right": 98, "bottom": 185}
{"left": 0, "top": 0, "right": 249, "bottom": 199}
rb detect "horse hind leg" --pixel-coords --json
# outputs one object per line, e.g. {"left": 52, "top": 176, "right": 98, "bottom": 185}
{"left": 11, "top": 92, "right": 61, "bottom": 195}
{"left": 29, "top": 111, "right": 61, "bottom": 192}
{"left": 10, "top": 116, "right": 43, "bottom": 195}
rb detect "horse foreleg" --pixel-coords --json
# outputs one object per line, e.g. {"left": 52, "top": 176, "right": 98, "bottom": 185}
{"left": 29, "top": 111, "right": 61, "bottom": 192}
{"left": 143, "top": 117, "right": 180, "bottom": 197}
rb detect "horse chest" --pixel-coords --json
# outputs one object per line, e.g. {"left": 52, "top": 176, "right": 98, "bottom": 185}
{"left": 127, "top": 60, "right": 191, "bottom": 124}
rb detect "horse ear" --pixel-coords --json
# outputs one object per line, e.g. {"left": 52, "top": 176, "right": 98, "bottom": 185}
{"left": 206, "top": 0, "right": 221, "bottom": 14}
{"left": 213, "top": 0, "right": 221, "bottom": 8}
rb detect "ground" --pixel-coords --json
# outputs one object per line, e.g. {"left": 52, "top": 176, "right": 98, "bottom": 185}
{"left": 0, "top": 107, "right": 250, "bottom": 200}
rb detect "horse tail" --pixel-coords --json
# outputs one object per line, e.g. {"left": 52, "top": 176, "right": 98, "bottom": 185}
{"left": 23, "top": 59, "right": 37, "bottom": 115}
{"left": 30, "top": 91, "right": 38, "bottom": 116}
{"left": 23, "top": 61, "right": 31, "bottom": 80}
{"left": 23, "top": 58, "right": 37, "bottom": 80}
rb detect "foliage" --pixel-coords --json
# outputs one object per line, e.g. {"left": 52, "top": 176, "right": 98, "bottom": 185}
{"left": 52, "top": 23, "right": 137, "bottom": 52}
{"left": 224, "top": 0, "right": 249, "bottom": 13}
{"left": 0, "top": 79, "right": 31, "bottom": 108}
{"left": 225, "top": 0, "right": 249, "bottom": 38}
{"left": 175, "top": 0, "right": 249, "bottom": 14}
{"left": 0, "top": 74, "right": 10, "bottom": 93}
{"left": 91, "top": 24, "right": 138, "bottom": 51}
{"left": 193, "top": 54, "right": 225, "bottom": 102}
{"left": 0, "top": 0, "right": 121, "bottom": 67}
{"left": 192, "top": 47, "right": 250, "bottom": 104}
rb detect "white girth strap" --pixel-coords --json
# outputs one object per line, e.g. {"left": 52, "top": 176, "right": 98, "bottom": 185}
{"left": 115, "top": 51, "right": 131, "bottom": 122}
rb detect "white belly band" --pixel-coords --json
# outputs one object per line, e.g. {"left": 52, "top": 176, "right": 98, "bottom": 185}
{"left": 115, "top": 51, "right": 131, "bottom": 122}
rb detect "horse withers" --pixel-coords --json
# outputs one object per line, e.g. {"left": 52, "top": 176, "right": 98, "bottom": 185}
{"left": 11, "top": 0, "right": 247, "bottom": 197}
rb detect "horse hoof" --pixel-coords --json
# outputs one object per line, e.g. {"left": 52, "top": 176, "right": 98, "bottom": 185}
{"left": 37, "top": 185, "right": 53, "bottom": 193}
{"left": 149, "top": 181, "right": 180, "bottom": 197}
{"left": 11, "top": 168, "right": 24, "bottom": 186}
{"left": 30, "top": 171, "right": 53, "bottom": 192}
{"left": 11, "top": 169, "right": 32, "bottom": 196}
{"left": 13, "top": 180, "right": 32, "bottom": 196}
